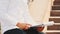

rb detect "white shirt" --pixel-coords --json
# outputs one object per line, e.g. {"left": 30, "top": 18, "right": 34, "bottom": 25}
{"left": 0, "top": 0, "right": 37, "bottom": 34}
{"left": 0, "top": 0, "right": 54, "bottom": 34}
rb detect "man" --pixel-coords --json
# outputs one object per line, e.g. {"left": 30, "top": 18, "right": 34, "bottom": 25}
{"left": 0, "top": 0, "right": 44, "bottom": 34}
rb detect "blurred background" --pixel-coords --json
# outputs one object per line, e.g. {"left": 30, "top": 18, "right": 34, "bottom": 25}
{"left": 47, "top": 0, "right": 60, "bottom": 34}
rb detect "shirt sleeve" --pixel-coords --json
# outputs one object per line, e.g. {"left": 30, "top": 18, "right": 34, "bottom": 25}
{"left": 0, "top": 12, "right": 19, "bottom": 26}
{"left": 0, "top": 0, "right": 19, "bottom": 25}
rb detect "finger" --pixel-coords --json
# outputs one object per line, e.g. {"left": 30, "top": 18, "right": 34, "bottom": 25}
{"left": 23, "top": 25, "right": 29, "bottom": 30}
{"left": 26, "top": 24, "right": 32, "bottom": 27}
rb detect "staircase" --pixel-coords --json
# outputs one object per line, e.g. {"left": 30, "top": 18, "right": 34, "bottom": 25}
{"left": 46, "top": 0, "right": 60, "bottom": 34}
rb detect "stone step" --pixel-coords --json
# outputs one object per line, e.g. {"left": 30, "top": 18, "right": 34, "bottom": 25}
{"left": 52, "top": 5, "right": 60, "bottom": 10}
{"left": 54, "top": 0, "right": 60, "bottom": 2}
{"left": 49, "top": 18, "right": 60, "bottom": 23}
{"left": 50, "top": 10, "right": 60, "bottom": 16}
{"left": 46, "top": 32, "right": 60, "bottom": 34}
{"left": 47, "top": 25, "right": 60, "bottom": 30}
{"left": 54, "top": 2, "right": 60, "bottom": 5}
{"left": 50, "top": 17, "right": 60, "bottom": 18}
{"left": 53, "top": 0, "right": 60, "bottom": 5}
{"left": 46, "top": 30, "right": 60, "bottom": 32}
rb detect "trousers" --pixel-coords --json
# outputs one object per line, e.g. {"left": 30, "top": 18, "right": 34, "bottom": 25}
{"left": 4, "top": 27, "right": 44, "bottom": 34}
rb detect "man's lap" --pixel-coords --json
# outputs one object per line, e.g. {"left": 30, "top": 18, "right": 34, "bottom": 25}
{"left": 4, "top": 27, "right": 44, "bottom": 34}
{"left": 4, "top": 28, "right": 26, "bottom": 34}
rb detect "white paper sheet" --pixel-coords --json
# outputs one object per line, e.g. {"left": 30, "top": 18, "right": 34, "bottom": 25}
{"left": 28, "top": 21, "right": 54, "bottom": 27}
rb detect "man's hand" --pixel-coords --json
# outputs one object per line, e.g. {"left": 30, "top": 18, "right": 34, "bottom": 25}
{"left": 37, "top": 27, "right": 44, "bottom": 32}
{"left": 16, "top": 22, "right": 31, "bottom": 30}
